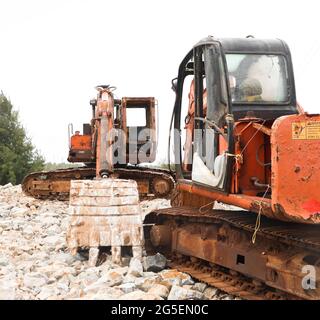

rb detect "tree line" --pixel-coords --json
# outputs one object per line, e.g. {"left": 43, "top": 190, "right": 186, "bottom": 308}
{"left": 0, "top": 92, "right": 45, "bottom": 185}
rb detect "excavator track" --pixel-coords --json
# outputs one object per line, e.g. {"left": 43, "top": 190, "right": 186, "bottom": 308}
{"left": 168, "top": 255, "right": 298, "bottom": 300}
{"left": 22, "top": 166, "right": 175, "bottom": 201}
{"left": 145, "top": 206, "right": 320, "bottom": 300}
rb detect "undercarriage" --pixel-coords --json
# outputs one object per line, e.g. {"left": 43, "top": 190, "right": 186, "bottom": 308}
{"left": 22, "top": 165, "right": 175, "bottom": 201}
{"left": 144, "top": 191, "right": 320, "bottom": 300}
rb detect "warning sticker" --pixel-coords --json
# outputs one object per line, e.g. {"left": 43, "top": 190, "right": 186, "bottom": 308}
{"left": 292, "top": 121, "right": 320, "bottom": 139}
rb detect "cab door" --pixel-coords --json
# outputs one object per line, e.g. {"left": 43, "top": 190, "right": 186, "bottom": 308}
{"left": 191, "top": 43, "right": 231, "bottom": 191}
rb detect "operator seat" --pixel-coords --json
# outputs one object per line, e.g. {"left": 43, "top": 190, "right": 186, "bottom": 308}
{"left": 239, "top": 78, "right": 263, "bottom": 102}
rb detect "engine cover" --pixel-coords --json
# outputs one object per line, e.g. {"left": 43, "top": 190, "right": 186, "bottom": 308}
{"left": 271, "top": 113, "right": 320, "bottom": 223}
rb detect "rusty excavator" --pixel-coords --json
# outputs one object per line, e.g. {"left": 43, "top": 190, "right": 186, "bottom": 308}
{"left": 144, "top": 36, "right": 320, "bottom": 300}
{"left": 22, "top": 86, "right": 175, "bottom": 201}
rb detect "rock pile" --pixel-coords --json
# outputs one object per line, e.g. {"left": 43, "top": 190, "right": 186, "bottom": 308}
{"left": 0, "top": 184, "right": 237, "bottom": 300}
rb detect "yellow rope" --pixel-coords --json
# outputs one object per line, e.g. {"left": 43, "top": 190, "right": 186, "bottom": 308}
{"left": 199, "top": 200, "right": 216, "bottom": 213}
{"left": 252, "top": 184, "right": 271, "bottom": 244}
{"left": 225, "top": 152, "right": 243, "bottom": 164}
{"left": 240, "top": 120, "right": 266, "bottom": 155}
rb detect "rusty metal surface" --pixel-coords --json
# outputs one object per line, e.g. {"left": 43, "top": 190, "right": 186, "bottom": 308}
{"left": 67, "top": 179, "right": 144, "bottom": 264}
{"left": 168, "top": 255, "right": 298, "bottom": 300}
{"left": 151, "top": 176, "right": 172, "bottom": 197}
{"left": 176, "top": 180, "right": 320, "bottom": 224}
{"left": 147, "top": 206, "right": 320, "bottom": 253}
{"left": 95, "top": 87, "right": 115, "bottom": 177}
{"left": 271, "top": 113, "right": 320, "bottom": 224}
{"left": 145, "top": 206, "right": 320, "bottom": 299}
{"left": 150, "top": 225, "right": 172, "bottom": 247}
{"left": 22, "top": 166, "right": 175, "bottom": 201}
{"left": 22, "top": 167, "right": 94, "bottom": 200}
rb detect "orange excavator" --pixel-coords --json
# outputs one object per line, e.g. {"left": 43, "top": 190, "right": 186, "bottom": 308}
{"left": 22, "top": 86, "right": 174, "bottom": 200}
{"left": 145, "top": 36, "right": 320, "bottom": 299}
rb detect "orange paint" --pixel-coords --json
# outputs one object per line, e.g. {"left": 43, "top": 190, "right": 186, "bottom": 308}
{"left": 70, "top": 135, "right": 91, "bottom": 150}
{"left": 271, "top": 113, "right": 320, "bottom": 222}
{"left": 302, "top": 199, "right": 320, "bottom": 214}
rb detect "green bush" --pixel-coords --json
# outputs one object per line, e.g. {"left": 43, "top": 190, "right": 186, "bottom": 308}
{"left": 0, "top": 92, "right": 45, "bottom": 185}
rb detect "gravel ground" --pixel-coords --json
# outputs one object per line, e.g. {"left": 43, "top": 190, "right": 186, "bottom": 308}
{"left": 0, "top": 183, "right": 237, "bottom": 300}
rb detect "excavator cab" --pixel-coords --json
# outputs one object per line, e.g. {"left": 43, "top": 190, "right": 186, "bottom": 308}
{"left": 122, "top": 97, "right": 157, "bottom": 164}
{"left": 171, "top": 36, "right": 320, "bottom": 223}
{"left": 68, "top": 92, "right": 157, "bottom": 165}
{"left": 173, "top": 36, "right": 297, "bottom": 189}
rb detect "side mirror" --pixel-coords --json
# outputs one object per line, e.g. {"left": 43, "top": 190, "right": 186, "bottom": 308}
{"left": 171, "top": 77, "right": 178, "bottom": 93}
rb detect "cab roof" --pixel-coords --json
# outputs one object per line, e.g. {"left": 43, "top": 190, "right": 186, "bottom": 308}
{"left": 195, "top": 36, "right": 289, "bottom": 55}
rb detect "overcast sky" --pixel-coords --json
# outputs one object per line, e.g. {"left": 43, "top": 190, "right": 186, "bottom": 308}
{"left": 0, "top": 0, "right": 319, "bottom": 163}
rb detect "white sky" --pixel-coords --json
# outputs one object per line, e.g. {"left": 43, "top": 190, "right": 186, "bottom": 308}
{"left": 0, "top": 0, "right": 319, "bottom": 163}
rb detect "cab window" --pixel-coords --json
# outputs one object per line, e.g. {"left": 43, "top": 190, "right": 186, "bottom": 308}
{"left": 226, "top": 54, "right": 289, "bottom": 103}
